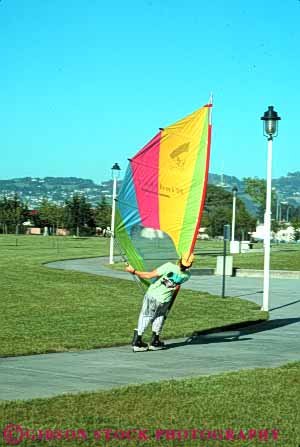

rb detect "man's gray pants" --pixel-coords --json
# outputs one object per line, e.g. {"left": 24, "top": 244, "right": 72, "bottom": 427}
{"left": 137, "top": 293, "right": 170, "bottom": 336}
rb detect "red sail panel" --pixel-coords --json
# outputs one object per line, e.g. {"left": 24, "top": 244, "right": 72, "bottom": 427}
{"left": 131, "top": 131, "right": 161, "bottom": 229}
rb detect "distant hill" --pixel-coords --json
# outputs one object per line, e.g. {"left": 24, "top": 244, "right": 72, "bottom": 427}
{"left": 208, "top": 172, "right": 300, "bottom": 208}
{"left": 1, "top": 172, "right": 300, "bottom": 210}
{"left": 273, "top": 172, "right": 300, "bottom": 204}
{"left": 0, "top": 177, "right": 114, "bottom": 208}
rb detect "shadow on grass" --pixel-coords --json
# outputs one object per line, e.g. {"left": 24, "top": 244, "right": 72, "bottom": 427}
{"left": 166, "top": 317, "right": 300, "bottom": 350}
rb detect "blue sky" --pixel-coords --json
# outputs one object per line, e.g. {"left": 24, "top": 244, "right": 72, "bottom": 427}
{"left": 0, "top": 0, "right": 299, "bottom": 183}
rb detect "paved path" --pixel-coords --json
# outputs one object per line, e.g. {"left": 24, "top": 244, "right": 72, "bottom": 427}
{"left": 0, "top": 257, "right": 299, "bottom": 401}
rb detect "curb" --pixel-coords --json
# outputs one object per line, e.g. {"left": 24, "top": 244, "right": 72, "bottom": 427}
{"left": 235, "top": 268, "right": 300, "bottom": 279}
{"left": 191, "top": 268, "right": 214, "bottom": 276}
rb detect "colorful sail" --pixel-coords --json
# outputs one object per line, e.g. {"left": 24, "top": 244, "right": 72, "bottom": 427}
{"left": 115, "top": 103, "right": 212, "bottom": 284}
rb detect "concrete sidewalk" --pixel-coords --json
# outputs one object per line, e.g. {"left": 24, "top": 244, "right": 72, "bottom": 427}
{"left": 0, "top": 257, "right": 299, "bottom": 401}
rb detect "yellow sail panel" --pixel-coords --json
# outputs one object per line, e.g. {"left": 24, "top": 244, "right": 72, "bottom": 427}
{"left": 158, "top": 107, "right": 208, "bottom": 252}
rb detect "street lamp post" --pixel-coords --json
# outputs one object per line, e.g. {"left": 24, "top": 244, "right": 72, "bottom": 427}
{"left": 280, "top": 201, "right": 289, "bottom": 222}
{"left": 230, "top": 186, "right": 239, "bottom": 253}
{"left": 272, "top": 187, "right": 280, "bottom": 222}
{"left": 279, "top": 202, "right": 284, "bottom": 222}
{"left": 261, "top": 106, "right": 281, "bottom": 311}
{"left": 276, "top": 197, "right": 280, "bottom": 221}
{"left": 109, "top": 163, "right": 121, "bottom": 264}
{"left": 286, "top": 206, "right": 291, "bottom": 222}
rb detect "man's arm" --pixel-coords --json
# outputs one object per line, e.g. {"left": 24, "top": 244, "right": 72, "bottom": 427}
{"left": 126, "top": 264, "right": 159, "bottom": 280}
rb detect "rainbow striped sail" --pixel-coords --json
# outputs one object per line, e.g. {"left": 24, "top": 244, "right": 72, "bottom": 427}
{"left": 115, "top": 104, "right": 212, "bottom": 284}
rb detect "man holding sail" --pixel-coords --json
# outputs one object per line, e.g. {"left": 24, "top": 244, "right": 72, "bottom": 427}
{"left": 126, "top": 252, "right": 194, "bottom": 352}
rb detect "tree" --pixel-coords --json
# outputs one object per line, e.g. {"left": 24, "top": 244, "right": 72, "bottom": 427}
{"left": 38, "top": 199, "right": 66, "bottom": 234}
{"left": 243, "top": 177, "right": 280, "bottom": 223}
{"left": 202, "top": 185, "right": 256, "bottom": 238}
{"left": 94, "top": 196, "right": 112, "bottom": 229}
{"left": 291, "top": 217, "right": 300, "bottom": 241}
{"left": 0, "top": 194, "right": 29, "bottom": 234}
{"left": 243, "top": 177, "right": 266, "bottom": 221}
{"left": 294, "top": 230, "right": 300, "bottom": 242}
{"left": 0, "top": 197, "right": 10, "bottom": 234}
{"left": 65, "top": 194, "right": 95, "bottom": 236}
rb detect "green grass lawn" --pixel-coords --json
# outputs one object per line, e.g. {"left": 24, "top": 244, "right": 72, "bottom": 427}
{"left": 193, "top": 248, "right": 300, "bottom": 270}
{"left": 0, "top": 362, "right": 299, "bottom": 447}
{"left": 196, "top": 240, "right": 300, "bottom": 270}
{"left": 233, "top": 245, "right": 300, "bottom": 270}
{"left": 1, "top": 235, "right": 298, "bottom": 446}
{"left": 0, "top": 235, "right": 267, "bottom": 357}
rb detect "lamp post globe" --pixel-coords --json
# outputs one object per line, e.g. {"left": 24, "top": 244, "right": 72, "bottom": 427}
{"left": 261, "top": 106, "right": 281, "bottom": 139}
{"left": 261, "top": 106, "right": 281, "bottom": 312}
{"left": 109, "top": 162, "right": 121, "bottom": 264}
{"left": 111, "top": 162, "right": 121, "bottom": 179}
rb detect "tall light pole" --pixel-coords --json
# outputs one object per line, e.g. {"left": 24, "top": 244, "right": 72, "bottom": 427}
{"left": 109, "top": 163, "right": 121, "bottom": 264}
{"left": 261, "top": 106, "right": 281, "bottom": 311}
{"left": 286, "top": 205, "right": 291, "bottom": 222}
{"left": 272, "top": 187, "right": 280, "bottom": 221}
{"left": 230, "top": 185, "right": 239, "bottom": 253}
{"left": 279, "top": 201, "right": 288, "bottom": 222}
{"left": 276, "top": 196, "right": 280, "bottom": 221}
{"left": 280, "top": 201, "right": 289, "bottom": 222}
{"left": 279, "top": 201, "right": 284, "bottom": 222}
